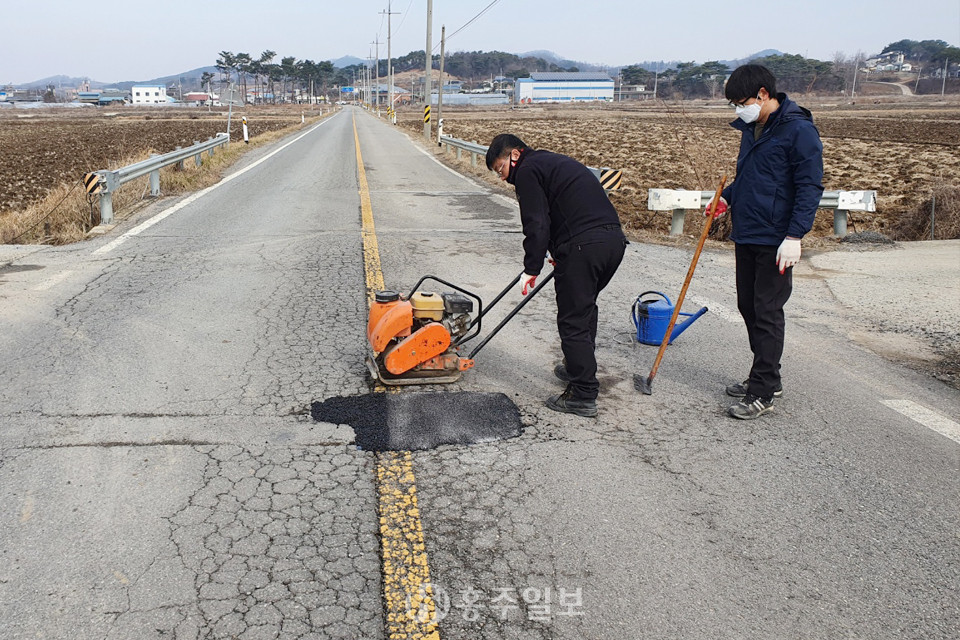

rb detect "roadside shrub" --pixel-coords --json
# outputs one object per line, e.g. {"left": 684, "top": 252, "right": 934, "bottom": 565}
{"left": 889, "top": 183, "right": 960, "bottom": 240}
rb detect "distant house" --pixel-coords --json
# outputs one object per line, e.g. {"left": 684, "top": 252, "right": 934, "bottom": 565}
{"left": 184, "top": 91, "right": 219, "bottom": 106}
{"left": 131, "top": 85, "right": 169, "bottom": 104}
{"left": 514, "top": 72, "right": 614, "bottom": 103}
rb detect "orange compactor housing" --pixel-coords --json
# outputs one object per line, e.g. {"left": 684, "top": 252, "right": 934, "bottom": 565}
{"left": 366, "top": 287, "right": 476, "bottom": 385}
{"left": 364, "top": 272, "right": 554, "bottom": 386}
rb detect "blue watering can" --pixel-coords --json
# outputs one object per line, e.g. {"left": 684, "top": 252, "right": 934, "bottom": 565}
{"left": 632, "top": 291, "right": 708, "bottom": 346}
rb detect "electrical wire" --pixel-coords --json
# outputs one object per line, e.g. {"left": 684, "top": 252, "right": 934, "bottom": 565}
{"left": 8, "top": 179, "right": 82, "bottom": 244}
{"left": 391, "top": 0, "right": 416, "bottom": 36}
{"left": 436, "top": 0, "right": 505, "bottom": 51}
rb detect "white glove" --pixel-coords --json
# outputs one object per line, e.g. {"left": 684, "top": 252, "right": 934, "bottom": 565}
{"left": 776, "top": 238, "right": 802, "bottom": 273}
{"left": 520, "top": 273, "right": 537, "bottom": 295}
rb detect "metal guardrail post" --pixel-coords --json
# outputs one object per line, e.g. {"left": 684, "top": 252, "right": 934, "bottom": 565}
{"left": 194, "top": 142, "right": 202, "bottom": 168}
{"left": 671, "top": 211, "right": 688, "bottom": 235}
{"left": 834, "top": 210, "right": 848, "bottom": 236}
{"left": 149, "top": 154, "right": 160, "bottom": 196}
{"left": 99, "top": 170, "right": 118, "bottom": 224}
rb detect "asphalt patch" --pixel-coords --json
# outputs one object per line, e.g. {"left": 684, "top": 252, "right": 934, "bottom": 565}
{"left": 310, "top": 391, "right": 522, "bottom": 451}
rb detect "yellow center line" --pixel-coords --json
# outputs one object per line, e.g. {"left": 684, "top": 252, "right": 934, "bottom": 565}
{"left": 353, "top": 113, "right": 441, "bottom": 640}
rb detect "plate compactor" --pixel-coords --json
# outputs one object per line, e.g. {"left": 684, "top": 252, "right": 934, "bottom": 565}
{"left": 366, "top": 271, "right": 554, "bottom": 385}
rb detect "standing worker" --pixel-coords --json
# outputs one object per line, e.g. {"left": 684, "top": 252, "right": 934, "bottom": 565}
{"left": 485, "top": 134, "right": 627, "bottom": 418}
{"left": 709, "top": 64, "right": 824, "bottom": 420}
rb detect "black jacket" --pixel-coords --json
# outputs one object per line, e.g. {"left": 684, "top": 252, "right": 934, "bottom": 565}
{"left": 508, "top": 149, "right": 621, "bottom": 275}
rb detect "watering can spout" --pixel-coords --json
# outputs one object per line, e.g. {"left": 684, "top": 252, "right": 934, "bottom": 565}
{"left": 669, "top": 306, "right": 709, "bottom": 342}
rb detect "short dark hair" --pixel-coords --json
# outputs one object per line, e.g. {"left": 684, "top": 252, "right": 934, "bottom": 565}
{"left": 724, "top": 64, "right": 778, "bottom": 102}
{"left": 485, "top": 133, "right": 527, "bottom": 170}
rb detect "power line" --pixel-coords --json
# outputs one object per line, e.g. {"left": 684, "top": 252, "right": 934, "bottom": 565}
{"left": 392, "top": 0, "right": 416, "bottom": 36}
{"left": 438, "top": 0, "right": 504, "bottom": 50}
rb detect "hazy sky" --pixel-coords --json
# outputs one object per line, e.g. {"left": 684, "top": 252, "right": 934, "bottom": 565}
{"left": 2, "top": 0, "right": 958, "bottom": 84}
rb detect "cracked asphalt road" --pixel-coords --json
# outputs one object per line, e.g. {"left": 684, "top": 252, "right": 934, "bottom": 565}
{"left": 0, "top": 107, "right": 958, "bottom": 639}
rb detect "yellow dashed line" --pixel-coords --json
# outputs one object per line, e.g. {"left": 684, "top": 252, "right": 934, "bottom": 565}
{"left": 353, "top": 114, "right": 441, "bottom": 640}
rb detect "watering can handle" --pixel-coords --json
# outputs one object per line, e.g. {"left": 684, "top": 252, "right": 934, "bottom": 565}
{"left": 632, "top": 291, "right": 671, "bottom": 328}
{"left": 636, "top": 291, "right": 671, "bottom": 305}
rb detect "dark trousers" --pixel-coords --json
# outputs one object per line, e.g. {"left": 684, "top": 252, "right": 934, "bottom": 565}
{"left": 553, "top": 227, "right": 627, "bottom": 400}
{"left": 735, "top": 243, "right": 793, "bottom": 399}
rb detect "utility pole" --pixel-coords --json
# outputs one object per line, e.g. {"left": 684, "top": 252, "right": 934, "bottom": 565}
{"left": 423, "top": 0, "right": 433, "bottom": 140}
{"left": 437, "top": 25, "right": 445, "bottom": 145}
{"left": 371, "top": 38, "right": 381, "bottom": 115}
{"left": 851, "top": 52, "right": 860, "bottom": 98}
{"left": 653, "top": 62, "right": 659, "bottom": 100}
{"left": 381, "top": 2, "right": 400, "bottom": 123}
{"left": 942, "top": 58, "right": 948, "bottom": 96}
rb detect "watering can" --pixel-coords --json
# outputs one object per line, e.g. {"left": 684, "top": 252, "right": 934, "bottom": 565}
{"left": 632, "top": 291, "right": 708, "bottom": 346}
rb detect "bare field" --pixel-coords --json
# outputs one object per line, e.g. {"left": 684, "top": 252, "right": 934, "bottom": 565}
{"left": 397, "top": 97, "right": 960, "bottom": 239}
{"left": 0, "top": 105, "right": 325, "bottom": 215}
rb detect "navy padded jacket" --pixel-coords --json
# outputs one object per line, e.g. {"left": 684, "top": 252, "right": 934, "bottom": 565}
{"left": 721, "top": 94, "right": 824, "bottom": 245}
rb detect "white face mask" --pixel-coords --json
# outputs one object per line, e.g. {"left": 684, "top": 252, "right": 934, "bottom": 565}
{"left": 736, "top": 95, "right": 763, "bottom": 123}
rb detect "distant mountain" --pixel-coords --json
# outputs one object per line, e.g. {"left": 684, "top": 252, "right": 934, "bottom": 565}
{"left": 111, "top": 66, "right": 221, "bottom": 92}
{"left": 720, "top": 49, "right": 783, "bottom": 68}
{"left": 517, "top": 50, "right": 605, "bottom": 72}
{"left": 333, "top": 55, "right": 365, "bottom": 69}
{"left": 17, "top": 75, "right": 108, "bottom": 90}
{"left": 621, "top": 49, "right": 785, "bottom": 73}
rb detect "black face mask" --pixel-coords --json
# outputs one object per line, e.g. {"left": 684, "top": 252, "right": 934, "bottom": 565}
{"left": 506, "top": 148, "right": 526, "bottom": 185}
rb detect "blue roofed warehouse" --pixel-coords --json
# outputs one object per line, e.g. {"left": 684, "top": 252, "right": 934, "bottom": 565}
{"left": 515, "top": 72, "right": 614, "bottom": 103}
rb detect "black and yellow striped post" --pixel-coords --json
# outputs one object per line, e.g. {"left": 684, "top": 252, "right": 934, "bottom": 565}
{"left": 83, "top": 172, "right": 103, "bottom": 195}
{"left": 423, "top": 105, "right": 431, "bottom": 141}
{"left": 600, "top": 168, "right": 623, "bottom": 191}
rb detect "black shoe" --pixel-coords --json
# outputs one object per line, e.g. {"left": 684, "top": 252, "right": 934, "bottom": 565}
{"left": 554, "top": 363, "right": 572, "bottom": 383}
{"left": 727, "top": 394, "right": 775, "bottom": 420}
{"left": 725, "top": 379, "right": 783, "bottom": 398}
{"left": 546, "top": 390, "right": 597, "bottom": 418}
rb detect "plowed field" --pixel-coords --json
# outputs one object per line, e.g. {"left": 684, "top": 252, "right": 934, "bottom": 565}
{"left": 397, "top": 98, "right": 960, "bottom": 239}
{"left": 0, "top": 106, "right": 313, "bottom": 215}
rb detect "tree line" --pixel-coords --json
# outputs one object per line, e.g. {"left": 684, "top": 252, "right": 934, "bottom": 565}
{"left": 215, "top": 51, "right": 339, "bottom": 103}
{"left": 213, "top": 38, "right": 959, "bottom": 103}
{"left": 620, "top": 40, "right": 959, "bottom": 98}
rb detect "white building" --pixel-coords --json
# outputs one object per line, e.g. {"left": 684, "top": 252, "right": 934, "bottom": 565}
{"left": 515, "top": 72, "right": 614, "bottom": 103}
{"left": 131, "top": 85, "right": 169, "bottom": 104}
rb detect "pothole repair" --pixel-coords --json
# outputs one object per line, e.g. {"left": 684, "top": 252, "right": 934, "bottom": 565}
{"left": 310, "top": 391, "right": 522, "bottom": 451}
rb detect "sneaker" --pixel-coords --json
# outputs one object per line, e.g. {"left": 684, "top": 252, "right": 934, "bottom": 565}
{"left": 725, "top": 379, "right": 783, "bottom": 398}
{"left": 546, "top": 390, "right": 597, "bottom": 418}
{"left": 554, "top": 363, "right": 572, "bottom": 383}
{"left": 728, "top": 394, "right": 775, "bottom": 420}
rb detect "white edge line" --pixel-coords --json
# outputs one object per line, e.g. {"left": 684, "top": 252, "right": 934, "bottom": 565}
{"left": 685, "top": 296, "right": 740, "bottom": 324}
{"left": 880, "top": 399, "right": 960, "bottom": 445}
{"left": 412, "top": 142, "right": 474, "bottom": 181}
{"left": 91, "top": 114, "right": 338, "bottom": 256}
{"left": 411, "top": 141, "right": 519, "bottom": 209}
{"left": 33, "top": 270, "right": 75, "bottom": 291}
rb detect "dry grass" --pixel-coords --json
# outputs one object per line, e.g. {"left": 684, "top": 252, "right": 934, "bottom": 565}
{"left": 889, "top": 181, "right": 960, "bottom": 241}
{"left": 0, "top": 113, "right": 329, "bottom": 245}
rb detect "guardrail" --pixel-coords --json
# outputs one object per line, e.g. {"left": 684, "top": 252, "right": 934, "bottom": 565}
{"left": 647, "top": 189, "right": 877, "bottom": 237}
{"left": 86, "top": 133, "right": 230, "bottom": 224}
{"left": 438, "top": 135, "right": 622, "bottom": 192}
{"left": 439, "top": 135, "right": 488, "bottom": 167}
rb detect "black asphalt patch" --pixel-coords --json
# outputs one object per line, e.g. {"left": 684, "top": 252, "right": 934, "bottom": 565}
{"left": 310, "top": 391, "right": 522, "bottom": 451}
